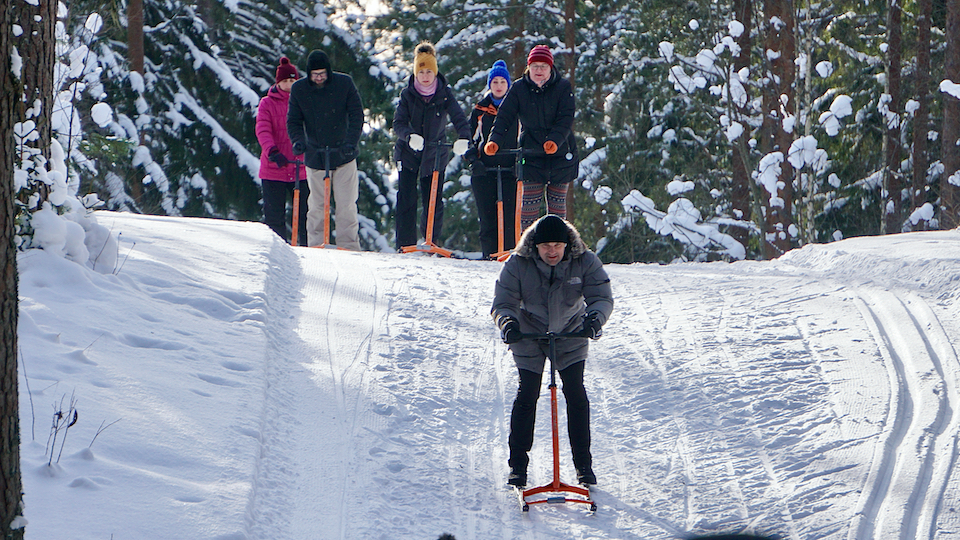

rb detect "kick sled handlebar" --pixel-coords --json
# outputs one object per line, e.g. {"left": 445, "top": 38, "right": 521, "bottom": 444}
{"left": 517, "top": 328, "right": 591, "bottom": 342}
{"left": 291, "top": 159, "right": 305, "bottom": 246}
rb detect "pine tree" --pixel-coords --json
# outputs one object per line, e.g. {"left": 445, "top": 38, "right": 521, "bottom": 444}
{"left": 1, "top": 0, "right": 25, "bottom": 533}
{"left": 35, "top": 0, "right": 960, "bottom": 261}
{"left": 943, "top": 0, "right": 960, "bottom": 227}
{"left": 57, "top": 0, "right": 395, "bottom": 248}
{"left": 882, "top": 0, "right": 904, "bottom": 234}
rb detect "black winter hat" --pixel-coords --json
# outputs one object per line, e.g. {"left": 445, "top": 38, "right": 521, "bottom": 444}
{"left": 532, "top": 214, "right": 570, "bottom": 245}
{"left": 307, "top": 50, "right": 331, "bottom": 73}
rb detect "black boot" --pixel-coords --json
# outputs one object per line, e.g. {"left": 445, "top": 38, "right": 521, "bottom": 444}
{"left": 507, "top": 468, "right": 527, "bottom": 487}
{"left": 576, "top": 466, "right": 596, "bottom": 486}
{"left": 507, "top": 449, "right": 529, "bottom": 487}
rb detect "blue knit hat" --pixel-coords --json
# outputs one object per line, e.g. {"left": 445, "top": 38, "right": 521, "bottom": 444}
{"left": 487, "top": 60, "right": 511, "bottom": 90}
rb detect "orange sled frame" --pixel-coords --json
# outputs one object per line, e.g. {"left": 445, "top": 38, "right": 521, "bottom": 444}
{"left": 315, "top": 146, "right": 349, "bottom": 251}
{"left": 401, "top": 140, "right": 455, "bottom": 258}
{"left": 516, "top": 330, "right": 597, "bottom": 513}
{"left": 291, "top": 148, "right": 351, "bottom": 251}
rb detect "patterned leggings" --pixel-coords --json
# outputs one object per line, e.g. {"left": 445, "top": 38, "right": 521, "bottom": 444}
{"left": 520, "top": 182, "right": 569, "bottom": 233}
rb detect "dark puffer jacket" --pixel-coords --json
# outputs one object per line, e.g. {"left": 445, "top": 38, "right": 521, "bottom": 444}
{"left": 488, "top": 70, "right": 579, "bottom": 185}
{"left": 392, "top": 73, "right": 471, "bottom": 176}
{"left": 287, "top": 70, "right": 364, "bottom": 171}
{"left": 469, "top": 93, "right": 519, "bottom": 170}
{"left": 491, "top": 217, "right": 613, "bottom": 372}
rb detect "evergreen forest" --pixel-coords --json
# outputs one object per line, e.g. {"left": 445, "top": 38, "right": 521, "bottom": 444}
{"left": 12, "top": 0, "right": 960, "bottom": 263}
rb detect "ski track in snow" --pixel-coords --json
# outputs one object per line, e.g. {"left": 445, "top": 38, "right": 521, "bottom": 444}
{"left": 850, "top": 289, "right": 960, "bottom": 540}
{"left": 239, "top": 244, "right": 960, "bottom": 539}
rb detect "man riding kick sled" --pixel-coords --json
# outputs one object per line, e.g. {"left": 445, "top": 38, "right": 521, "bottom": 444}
{"left": 491, "top": 214, "right": 614, "bottom": 487}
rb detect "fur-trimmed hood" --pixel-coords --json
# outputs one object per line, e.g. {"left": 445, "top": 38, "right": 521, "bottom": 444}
{"left": 513, "top": 215, "right": 587, "bottom": 260}
{"left": 491, "top": 214, "right": 613, "bottom": 371}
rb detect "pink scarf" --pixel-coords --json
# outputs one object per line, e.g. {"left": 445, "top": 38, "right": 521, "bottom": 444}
{"left": 414, "top": 78, "right": 438, "bottom": 100}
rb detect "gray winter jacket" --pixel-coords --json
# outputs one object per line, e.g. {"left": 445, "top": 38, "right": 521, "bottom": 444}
{"left": 491, "top": 219, "right": 613, "bottom": 372}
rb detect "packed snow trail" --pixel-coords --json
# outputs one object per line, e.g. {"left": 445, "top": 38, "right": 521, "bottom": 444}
{"left": 237, "top": 229, "right": 960, "bottom": 539}
{"left": 17, "top": 214, "right": 960, "bottom": 539}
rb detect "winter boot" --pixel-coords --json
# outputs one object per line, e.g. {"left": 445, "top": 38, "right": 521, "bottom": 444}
{"left": 576, "top": 466, "right": 596, "bottom": 486}
{"left": 507, "top": 445, "right": 530, "bottom": 487}
{"left": 507, "top": 468, "right": 527, "bottom": 487}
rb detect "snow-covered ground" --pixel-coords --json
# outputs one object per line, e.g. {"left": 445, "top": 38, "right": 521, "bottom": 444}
{"left": 16, "top": 211, "right": 960, "bottom": 540}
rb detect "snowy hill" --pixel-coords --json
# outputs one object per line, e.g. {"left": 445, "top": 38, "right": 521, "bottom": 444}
{"left": 16, "top": 211, "right": 960, "bottom": 540}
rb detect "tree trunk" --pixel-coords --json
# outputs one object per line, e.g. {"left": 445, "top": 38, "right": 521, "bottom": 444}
{"left": 760, "top": 0, "right": 796, "bottom": 258}
{"left": 564, "top": 0, "right": 576, "bottom": 86}
{"left": 198, "top": 0, "right": 216, "bottom": 34}
{"left": 800, "top": 0, "right": 816, "bottom": 244}
{"left": 508, "top": 0, "right": 525, "bottom": 78}
{"left": 883, "top": 0, "right": 904, "bottom": 234}
{"left": 943, "top": 0, "right": 960, "bottom": 228}
{"left": 1, "top": 0, "right": 25, "bottom": 534}
{"left": 563, "top": 0, "right": 577, "bottom": 222}
{"left": 730, "top": 0, "right": 753, "bottom": 249}
{"left": 912, "top": 0, "right": 931, "bottom": 230}
{"left": 128, "top": 0, "right": 144, "bottom": 73}
{"left": 13, "top": 0, "right": 55, "bottom": 163}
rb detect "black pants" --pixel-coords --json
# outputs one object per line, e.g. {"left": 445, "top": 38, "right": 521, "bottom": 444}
{"left": 262, "top": 179, "right": 309, "bottom": 246}
{"left": 396, "top": 167, "right": 445, "bottom": 248}
{"left": 470, "top": 169, "right": 517, "bottom": 257}
{"left": 508, "top": 362, "right": 591, "bottom": 473}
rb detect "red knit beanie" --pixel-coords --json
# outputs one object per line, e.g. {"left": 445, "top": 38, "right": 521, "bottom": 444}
{"left": 275, "top": 57, "right": 298, "bottom": 83}
{"left": 527, "top": 45, "right": 554, "bottom": 68}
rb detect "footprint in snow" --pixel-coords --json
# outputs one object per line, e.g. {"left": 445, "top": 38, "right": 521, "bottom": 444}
{"left": 220, "top": 361, "right": 253, "bottom": 372}
{"left": 373, "top": 404, "right": 396, "bottom": 416}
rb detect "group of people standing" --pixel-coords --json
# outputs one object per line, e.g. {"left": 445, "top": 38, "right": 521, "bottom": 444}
{"left": 255, "top": 42, "right": 611, "bottom": 490}
{"left": 256, "top": 50, "right": 363, "bottom": 249}
{"left": 255, "top": 42, "right": 579, "bottom": 258}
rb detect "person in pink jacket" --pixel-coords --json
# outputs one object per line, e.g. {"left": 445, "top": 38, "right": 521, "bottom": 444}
{"left": 257, "top": 56, "right": 308, "bottom": 245}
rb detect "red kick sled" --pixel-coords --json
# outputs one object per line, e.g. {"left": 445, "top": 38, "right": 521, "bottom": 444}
{"left": 515, "top": 330, "right": 597, "bottom": 512}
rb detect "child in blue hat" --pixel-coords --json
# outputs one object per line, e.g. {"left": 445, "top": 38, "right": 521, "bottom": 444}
{"left": 467, "top": 60, "right": 520, "bottom": 258}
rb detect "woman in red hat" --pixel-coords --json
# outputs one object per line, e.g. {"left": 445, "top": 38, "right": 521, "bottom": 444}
{"left": 483, "top": 45, "right": 579, "bottom": 235}
{"left": 256, "top": 56, "right": 308, "bottom": 244}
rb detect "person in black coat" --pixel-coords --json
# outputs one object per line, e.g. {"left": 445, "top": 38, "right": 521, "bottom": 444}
{"left": 287, "top": 50, "right": 364, "bottom": 250}
{"left": 467, "top": 60, "right": 520, "bottom": 258}
{"left": 484, "top": 45, "right": 579, "bottom": 234}
{"left": 392, "top": 42, "right": 471, "bottom": 250}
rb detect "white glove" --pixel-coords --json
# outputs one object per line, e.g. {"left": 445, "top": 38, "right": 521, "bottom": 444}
{"left": 409, "top": 133, "right": 424, "bottom": 151}
{"left": 453, "top": 138, "right": 469, "bottom": 156}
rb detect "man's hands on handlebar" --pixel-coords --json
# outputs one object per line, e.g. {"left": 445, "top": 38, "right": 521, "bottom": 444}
{"left": 498, "top": 313, "right": 603, "bottom": 344}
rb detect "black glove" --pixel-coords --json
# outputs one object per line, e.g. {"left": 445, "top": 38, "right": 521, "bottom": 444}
{"left": 499, "top": 317, "right": 522, "bottom": 344}
{"left": 340, "top": 143, "right": 358, "bottom": 161}
{"left": 292, "top": 141, "right": 305, "bottom": 156}
{"left": 268, "top": 147, "right": 289, "bottom": 167}
{"left": 585, "top": 312, "right": 603, "bottom": 340}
